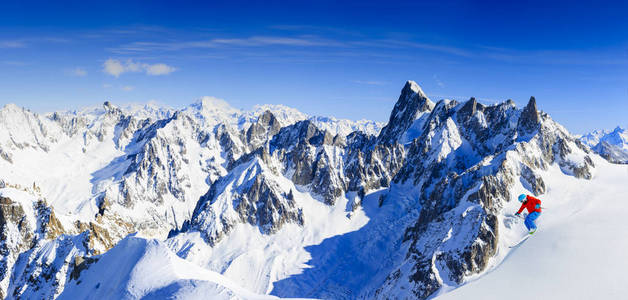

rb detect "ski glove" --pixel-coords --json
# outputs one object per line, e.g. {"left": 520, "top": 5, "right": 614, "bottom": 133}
{"left": 514, "top": 213, "right": 520, "bottom": 217}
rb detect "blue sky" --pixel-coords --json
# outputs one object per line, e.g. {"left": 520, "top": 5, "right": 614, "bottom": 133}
{"left": 0, "top": 0, "right": 626, "bottom": 133}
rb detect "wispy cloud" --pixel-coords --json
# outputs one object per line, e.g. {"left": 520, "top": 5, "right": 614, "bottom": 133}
{"left": 101, "top": 27, "right": 628, "bottom": 67}
{"left": 1, "top": 60, "right": 29, "bottom": 66}
{"left": 121, "top": 85, "right": 134, "bottom": 91}
{"left": 433, "top": 74, "right": 444, "bottom": 88}
{"left": 352, "top": 80, "right": 387, "bottom": 86}
{"left": 0, "top": 40, "right": 26, "bottom": 48}
{"left": 269, "top": 25, "right": 364, "bottom": 37}
{"left": 353, "top": 39, "right": 473, "bottom": 57}
{"left": 103, "top": 58, "right": 176, "bottom": 77}
{"left": 0, "top": 37, "right": 70, "bottom": 49}
{"left": 475, "top": 45, "right": 628, "bottom": 66}
{"left": 68, "top": 67, "right": 87, "bottom": 77}
{"left": 110, "top": 35, "right": 342, "bottom": 54}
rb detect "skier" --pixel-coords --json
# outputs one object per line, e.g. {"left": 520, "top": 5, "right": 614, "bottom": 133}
{"left": 515, "top": 194, "right": 542, "bottom": 234}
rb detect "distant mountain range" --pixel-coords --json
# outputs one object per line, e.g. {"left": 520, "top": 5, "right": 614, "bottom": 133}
{"left": 579, "top": 126, "right": 628, "bottom": 164}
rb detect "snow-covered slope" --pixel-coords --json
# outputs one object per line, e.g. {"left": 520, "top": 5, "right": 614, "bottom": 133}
{"left": 436, "top": 158, "right": 628, "bottom": 300}
{"left": 580, "top": 126, "right": 628, "bottom": 164}
{"left": 58, "top": 235, "right": 278, "bottom": 300}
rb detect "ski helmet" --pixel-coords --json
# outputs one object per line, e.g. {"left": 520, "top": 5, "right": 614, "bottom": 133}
{"left": 518, "top": 194, "right": 526, "bottom": 202}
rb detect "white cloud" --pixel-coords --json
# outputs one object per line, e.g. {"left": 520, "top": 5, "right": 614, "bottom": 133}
{"left": 102, "top": 58, "right": 176, "bottom": 77}
{"left": 103, "top": 59, "right": 127, "bottom": 77}
{"left": 125, "top": 60, "right": 143, "bottom": 72}
{"left": 102, "top": 83, "right": 113, "bottom": 88}
{"left": 121, "top": 85, "right": 134, "bottom": 91}
{"left": 72, "top": 67, "right": 87, "bottom": 77}
{"left": 145, "top": 63, "right": 176, "bottom": 75}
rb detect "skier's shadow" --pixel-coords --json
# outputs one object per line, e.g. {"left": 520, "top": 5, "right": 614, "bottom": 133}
{"left": 270, "top": 188, "right": 421, "bottom": 299}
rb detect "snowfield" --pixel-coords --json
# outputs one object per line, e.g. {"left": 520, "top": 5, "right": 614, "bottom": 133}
{"left": 58, "top": 235, "right": 281, "bottom": 300}
{"left": 436, "top": 157, "right": 628, "bottom": 299}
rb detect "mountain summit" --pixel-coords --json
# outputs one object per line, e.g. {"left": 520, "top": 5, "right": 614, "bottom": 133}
{"left": 378, "top": 80, "right": 435, "bottom": 145}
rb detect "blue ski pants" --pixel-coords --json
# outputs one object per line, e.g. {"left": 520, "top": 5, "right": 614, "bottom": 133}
{"left": 525, "top": 211, "right": 541, "bottom": 231}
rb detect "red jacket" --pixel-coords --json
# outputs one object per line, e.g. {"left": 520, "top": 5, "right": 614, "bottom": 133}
{"left": 517, "top": 195, "right": 542, "bottom": 214}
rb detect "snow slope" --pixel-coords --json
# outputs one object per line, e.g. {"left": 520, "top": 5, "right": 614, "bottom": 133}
{"left": 436, "top": 157, "right": 628, "bottom": 299}
{"left": 166, "top": 168, "right": 377, "bottom": 295}
{"left": 58, "top": 235, "right": 280, "bottom": 300}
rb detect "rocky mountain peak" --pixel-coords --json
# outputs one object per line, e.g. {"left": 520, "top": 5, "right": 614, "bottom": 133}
{"left": 270, "top": 120, "right": 333, "bottom": 151}
{"left": 103, "top": 101, "right": 114, "bottom": 110}
{"left": 518, "top": 96, "right": 540, "bottom": 132}
{"left": 405, "top": 80, "right": 427, "bottom": 98}
{"left": 244, "top": 110, "right": 282, "bottom": 150}
{"left": 377, "top": 81, "right": 435, "bottom": 145}
{"left": 257, "top": 110, "right": 281, "bottom": 129}
{"left": 458, "top": 97, "right": 482, "bottom": 119}
{"left": 0, "top": 103, "right": 21, "bottom": 113}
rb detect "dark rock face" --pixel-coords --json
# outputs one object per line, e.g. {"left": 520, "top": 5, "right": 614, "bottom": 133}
{"left": 245, "top": 110, "right": 282, "bottom": 150}
{"left": 0, "top": 196, "right": 35, "bottom": 285}
{"left": 268, "top": 119, "right": 406, "bottom": 205}
{"left": 0, "top": 193, "right": 70, "bottom": 297}
{"left": 521, "top": 165, "right": 546, "bottom": 195}
{"left": 0, "top": 147, "right": 12, "bottom": 164}
{"left": 69, "top": 254, "right": 99, "bottom": 281}
{"left": 271, "top": 120, "right": 333, "bottom": 150}
{"left": 9, "top": 232, "right": 90, "bottom": 299}
{"left": 178, "top": 157, "right": 305, "bottom": 246}
{"left": 518, "top": 96, "right": 540, "bottom": 133}
{"left": 234, "top": 174, "right": 304, "bottom": 234}
{"left": 542, "top": 129, "right": 595, "bottom": 180}
{"left": 269, "top": 120, "right": 344, "bottom": 204}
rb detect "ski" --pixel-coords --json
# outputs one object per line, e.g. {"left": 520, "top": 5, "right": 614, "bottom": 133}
{"left": 509, "top": 235, "right": 531, "bottom": 248}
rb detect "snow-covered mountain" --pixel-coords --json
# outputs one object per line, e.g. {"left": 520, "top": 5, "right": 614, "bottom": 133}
{"left": 0, "top": 98, "right": 381, "bottom": 299}
{"left": 580, "top": 126, "right": 628, "bottom": 164}
{"left": 0, "top": 81, "right": 625, "bottom": 300}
